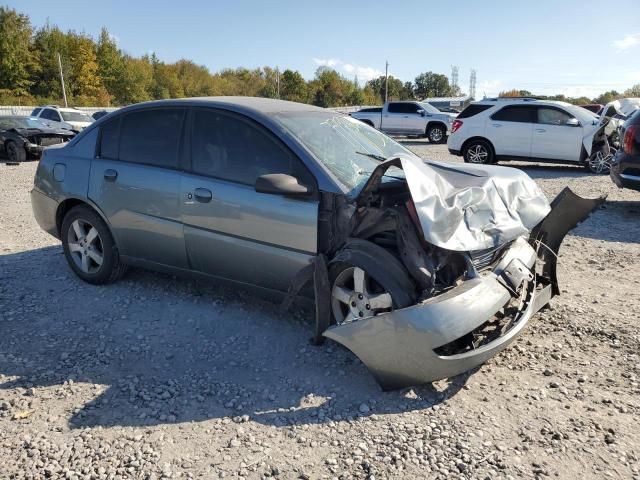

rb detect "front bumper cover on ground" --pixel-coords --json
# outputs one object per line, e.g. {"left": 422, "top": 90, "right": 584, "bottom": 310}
{"left": 324, "top": 188, "right": 605, "bottom": 390}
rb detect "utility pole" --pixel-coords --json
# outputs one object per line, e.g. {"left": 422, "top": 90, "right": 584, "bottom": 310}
{"left": 276, "top": 66, "right": 280, "bottom": 99}
{"left": 58, "top": 53, "right": 68, "bottom": 107}
{"left": 384, "top": 61, "right": 389, "bottom": 103}
{"left": 469, "top": 69, "right": 477, "bottom": 100}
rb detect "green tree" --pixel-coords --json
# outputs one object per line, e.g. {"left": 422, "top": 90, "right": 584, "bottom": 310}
{"left": 593, "top": 90, "right": 621, "bottom": 104}
{"left": 366, "top": 75, "right": 407, "bottom": 103}
{"left": 66, "top": 33, "right": 107, "bottom": 105}
{"left": 309, "top": 67, "right": 353, "bottom": 107}
{"left": 279, "top": 69, "right": 307, "bottom": 103}
{"left": 414, "top": 72, "right": 452, "bottom": 99}
{"left": 96, "top": 27, "right": 125, "bottom": 104}
{"left": 0, "top": 7, "right": 36, "bottom": 97}
{"left": 624, "top": 84, "right": 640, "bottom": 97}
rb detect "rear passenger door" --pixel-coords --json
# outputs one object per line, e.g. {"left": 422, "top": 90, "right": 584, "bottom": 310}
{"left": 488, "top": 105, "right": 535, "bottom": 157}
{"left": 180, "top": 108, "right": 318, "bottom": 292}
{"left": 88, "top": 108, "right": 189, "bottom": 269}
{"left": 382, "top": 103, "right": 407, "bottom": 133}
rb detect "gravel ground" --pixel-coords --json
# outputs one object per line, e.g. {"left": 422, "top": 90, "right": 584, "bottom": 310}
{"left": 1, "top": 142, "right": 639, "bottom": 480}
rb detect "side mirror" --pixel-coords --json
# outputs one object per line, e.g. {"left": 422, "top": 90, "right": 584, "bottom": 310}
{"left": 416, "top": 109, "right": 426, "bottom": 117}
{"left": 566, "top": 118, "right": 580, "bottom": 127}
{"left": 255, "top": 173, "right": 312, "bottom": 197}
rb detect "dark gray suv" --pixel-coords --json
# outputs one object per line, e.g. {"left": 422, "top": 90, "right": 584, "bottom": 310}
{"left": 31, "top": 97, "right": 601, "bottom": 390}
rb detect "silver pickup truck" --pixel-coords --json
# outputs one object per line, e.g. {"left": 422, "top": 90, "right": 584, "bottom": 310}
{"left": 350, "top": 101, "right": 457, "bottom": 143}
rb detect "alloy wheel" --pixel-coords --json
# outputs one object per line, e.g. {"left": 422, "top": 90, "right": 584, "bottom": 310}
{"left": 429, "top": 127, "right": 444, "bottom": 143}
{"left": 467, "top": 144, "right": 489, "bottom": 163}
{"left": 67, "top": 219, "right": 104, "bottom": 274}
{"left": 331, "top": 267, "right": 393, "bottom": 325}
{"left": 588, "top": 151, "right": 614, "bottom": 174}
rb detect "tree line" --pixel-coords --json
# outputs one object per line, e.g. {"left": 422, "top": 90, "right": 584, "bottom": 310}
{"left": 0, "top": 7, "right": 464, "bottom": 108}
{"left": 1, "top": 6, "right": 638, "bottom": 109}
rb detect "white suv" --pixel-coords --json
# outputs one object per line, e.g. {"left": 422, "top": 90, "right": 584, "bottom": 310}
{"left": 31, "top": 105, "right": 94, "bottom": 132}
{"left": 447, "top": 98, "right": 606, "bottom": 172}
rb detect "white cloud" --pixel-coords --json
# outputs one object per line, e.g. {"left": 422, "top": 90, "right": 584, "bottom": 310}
{"left": 613, "top": 33, "right": 640, "bottom": 50}
{"left": 312, "top": 58, "right": 383, "bottom": 83}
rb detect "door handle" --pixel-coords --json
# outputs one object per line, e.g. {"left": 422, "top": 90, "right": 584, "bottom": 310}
{"left": 492, "top": 124, "right": 502, "bottom": 128}
{"left": 403, "top": 115, "right": 409, "bottom": 118}
{"left": 104, "top": 169, "right": 118, "bottom": 181}
{"left": 194, "top": 188, "right": 213, "bottom": 203}
{"left": 535, "top": 128, "right": 546, "bottom": 133}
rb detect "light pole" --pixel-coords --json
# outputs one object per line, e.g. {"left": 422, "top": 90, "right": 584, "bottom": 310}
{"left": 58, "top": 53, "right": 68, "bottom": 107}
{"left": 384, "top": 61, "right": 389, "bottom": 103}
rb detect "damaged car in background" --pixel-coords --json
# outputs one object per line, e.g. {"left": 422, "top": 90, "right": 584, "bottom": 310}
{"left": 1, "top": 116, "right": 75, "bottom": 164}
{"left": 30, "top": 97, "right": 604, "bottom": 390}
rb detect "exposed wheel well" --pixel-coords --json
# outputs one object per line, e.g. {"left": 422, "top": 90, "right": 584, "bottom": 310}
{"left": 461, "top": 136, "right": 496, "bottom": 156}
{"left": 426, "top": 121, "right": 447, "bottom": 133}
{"left": 55, "top": 199, "right": 94, "bottom": 237}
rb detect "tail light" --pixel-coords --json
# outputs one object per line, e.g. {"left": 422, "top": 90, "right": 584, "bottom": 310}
{"left": 451, "top": 119, "right": 463, "bottom": 133}
{"left": 623, "top": 125, "right": 638, "bottom": 154}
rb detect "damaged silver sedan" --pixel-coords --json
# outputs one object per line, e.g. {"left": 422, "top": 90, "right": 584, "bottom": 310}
{"left": 30, "top": 97, "right": 603, "bottom": 390}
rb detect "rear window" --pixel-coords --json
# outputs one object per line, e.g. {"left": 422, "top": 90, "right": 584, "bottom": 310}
{"left": 457, "top": 104, "right": 493, "bottom": 119}
{"left": 99, "top": 118, "right": 120, "bottom": 160}
{"left": 118, "top": 108, "right": 185, "bottom": 169}
{"left": 491, "top": 106, "right": 535, "bottom": 123}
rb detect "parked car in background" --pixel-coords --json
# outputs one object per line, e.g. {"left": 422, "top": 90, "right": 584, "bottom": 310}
{"left": 580, "top": 104, "right": 604, "bottom": 115}
{"left": 610, "top": 109, "right": 640, "bottom": 191}
{"left": 30, "top": 105, "right": 94, "bottom": 132}
{"left": 350, "top": 101, "right": 456, "bottom": 143}
{"left": 0, "top": 116, "right": 75, "bottom": 164}
{"left": 447, "top": 97, "right": 618, "bottom": 173}
{"left": 30, "top": 97, "right": 602, "bottom": 390}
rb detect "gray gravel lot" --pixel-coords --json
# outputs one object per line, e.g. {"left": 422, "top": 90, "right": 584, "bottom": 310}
{"left": 1, "top": 141, "right": 639, "bottom": 479}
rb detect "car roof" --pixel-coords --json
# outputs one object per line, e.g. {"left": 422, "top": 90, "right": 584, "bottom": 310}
{"left": 473, "top": 98, "right": 574, "bottom": 108}
{"left": 115, "top": 96, "right": 328, "bottom": 115}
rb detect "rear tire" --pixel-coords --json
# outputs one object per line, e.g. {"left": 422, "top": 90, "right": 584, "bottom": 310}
{"left": 426, "top": 124, "right": 446, "bottom": 144}
{"left": 463, "top": 139, "right": 494, "bottom": 164}
{"left": 61, "top": 206, "right": 127, "bottom": 285}
{"left": 5, "top": 140, "right": 26, "bottom": 164}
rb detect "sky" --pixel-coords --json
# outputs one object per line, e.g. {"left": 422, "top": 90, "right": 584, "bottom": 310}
{"left": 6, "top": 0, "right": 640, "bottom": 99}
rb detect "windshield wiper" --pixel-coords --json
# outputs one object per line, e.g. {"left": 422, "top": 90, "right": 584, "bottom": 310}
{"left": 355, "top": 151, "right": 386, "bottom": 162}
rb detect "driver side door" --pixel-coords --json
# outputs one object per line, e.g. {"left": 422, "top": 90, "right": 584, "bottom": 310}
{"left": 180, "top": 108, "right": 319, "bottom": 292}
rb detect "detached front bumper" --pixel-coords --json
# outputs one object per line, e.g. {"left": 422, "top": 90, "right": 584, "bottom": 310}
{"left": 324, "top": 239, "right": 545, "bottom": 390}
{"left": 324, "top": 188, "right": 604, "bottom": 390}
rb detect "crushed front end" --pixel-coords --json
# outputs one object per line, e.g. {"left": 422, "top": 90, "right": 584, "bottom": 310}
{"left": 314, "top": 157, "right": 605, "bottom": 390}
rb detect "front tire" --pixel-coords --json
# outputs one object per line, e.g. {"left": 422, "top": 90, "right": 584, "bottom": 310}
{"left": 61, "top": 206, "right": 127, "bottom": 284}
{"left": 5, "top": 140, "right": 26, "bottom": 164}
{"left": 463, "top": 139, "right": 494, "bottom": 164}
{"left": 426, "top": 124, "right": 446, "bottom": 144}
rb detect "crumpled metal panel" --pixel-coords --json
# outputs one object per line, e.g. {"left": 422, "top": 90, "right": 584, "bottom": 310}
{"left": 399, "top": 155, "right": 551, "bottom": 251}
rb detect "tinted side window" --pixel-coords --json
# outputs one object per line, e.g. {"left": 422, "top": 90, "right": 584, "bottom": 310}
{"left": 119, "top": 109, "right": 185, "bottom": 168}
{"left": 491, "top": 106, "right": 534, "bottom": 123}
{"left": 31, "top": 108, "right": 42, "bottom": 116}
{"left": 191, "top": 109, "right": 313, "bottom": 187}
{"left": 99, "top": 118, "right": 120, "bottom": 159}
{"left": 537, "top": 107, "right": 572, "bottom": 125}
{"left": 457, "top": 104, "right": 493, "bottom": 119}
{"left": 41, "top": 109, "right": 61, "bottom": 122}
{"left": 405, "top": 103, "right": 421, "bottom": 114}
{"left": 387, "top": 103, "right": 403, "bottom": 113}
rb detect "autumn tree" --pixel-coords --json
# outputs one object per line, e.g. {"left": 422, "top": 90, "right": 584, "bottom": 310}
{"left": 0, "top": 7, "right": 37, "bottom": 98}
